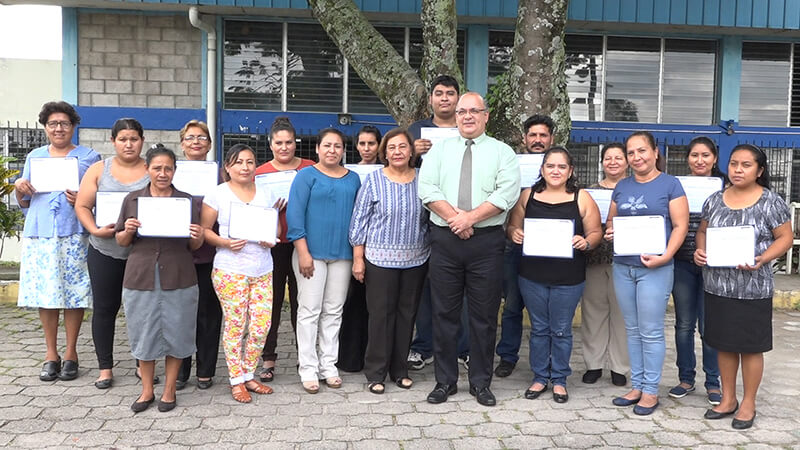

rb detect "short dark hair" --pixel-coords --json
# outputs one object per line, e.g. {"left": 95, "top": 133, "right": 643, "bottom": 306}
{"left": 270, "top": 116, "right": 296, "bottom": 141}
{"left": 111, "top": 118, "right": 144, "bottom": 140}
{"left": 377, "top": 128, "right": 415, "bottom": 167}
{"left": 523, "top": 114, "right": 555, "bottom": 136}
{"left": 430, "top": 75, "right": 460, "bottom": 96}
{"left": 38, "top": 101, "right": 80, "bottom": 126}
{"left": 730, "top": 144, "right": 770, "bottom": 189}
{"left": 145, "top": 143, "right": 176, "bottom": 167}
{"left": 601, "top": 142, "right": 625, "bottom": 159}
{"left": 222, "top": 143, "right": 256, "bottom": 182}
{"left": 531, "top": 146, "right": 579, "bottom": 193}
{"left": 357, "top": 125, "right": 382, "bottom": 144}
{"left": 317, "top": 127, "right": 345, "bottom": 145}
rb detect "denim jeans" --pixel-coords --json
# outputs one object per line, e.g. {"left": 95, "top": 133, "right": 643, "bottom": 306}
{"left": 672, "top": 259, "right": 720, "bottom": 390}
{"left": 612, "top": 262, "right": 673, "bottom": 395}
{"left": 410, "top": 277, "right": 470, "bottom": 359}
{"left": 495, "top": 241, "right": 524, "bottom": 364}
{"left": 518, "top": 276, "right": 585, "bottom": 387}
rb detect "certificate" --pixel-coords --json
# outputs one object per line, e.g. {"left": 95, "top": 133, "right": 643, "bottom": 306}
{"left": 29, "top": 157, "right": 79, "bottom": 192}
{"left": 420, "top": 127, "right": 460, "bottom": 146}
{"left": 518, "top": 153, "right": 544, "bottom": 188}
{"left": 255, "top": 170, "right": 297, "bottom": 200}
{"left": 228, "top": 203, "right": 279, "bottom": 244}
{"left": 137, "top": 197, "right": 191, "bottom": 238}
{"left": 677, "top": 176, "right": 723, "bottom": 213}
{"left": 522, "top": 218, "right": 574, "bottom": 258}
{"left": 95, "top": 192, "right": 129, "bottom": 227}
{"left": 172, "top": 161, "right": 219, "bottom": 197}
{"left": 345, "top": 164, "right": 383, "bottom": 183}
{"left": 612, "top": 215, "right": 666, "bottom": 256}
{"left": 585, "top": 189, "right": 613, "bottom": 223}
{"left": 706, "top": 226, "right": 755, "bottom": 267}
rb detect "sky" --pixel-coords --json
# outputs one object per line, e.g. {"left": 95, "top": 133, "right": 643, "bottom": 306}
{"left": 0, "top": 5, "right": 62, "bottom": 60}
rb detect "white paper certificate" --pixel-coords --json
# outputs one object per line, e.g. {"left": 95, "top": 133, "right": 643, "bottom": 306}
{"left": 95, "top": 192, "right": 129, "bottom": 227}
{"left": 137, "top": 197, "right": 191, "bottom": 238}
{"left": 706, "top": 226, "right": 755, "bottom": 267}
{"left": 677, "top": 176, "right": 723, "bottom": 213}
{"left": 420, "top": 127, "right": 460, "bottom": 146}
{"left": 29, "top": 157, "right": 79, "bottom": 192}
{"left": 522, "top": 218, "right": 574, "bottom": 258}
{"left": 518, "top": 153, "right": 544, "bottom": 188}
{"left": 228, "top": 203, "right": 279, "bottom": 244}
{"left": 345, "top": 164, "right": 383, "bottom": 183}
{"left": 172, "top": 161, "right": 219, "bottom": 197}
{"left": 585, "top": 189, "right": 613, "bottom": 223}
{"left": 612, "top": 215, "right": 666, "bottom": 256}
{"left": 255, "top": 170, "right": 296, "bottom": 200}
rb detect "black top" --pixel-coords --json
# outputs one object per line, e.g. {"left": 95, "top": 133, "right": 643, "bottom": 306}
{"left": 519, "top": 191, "right": 586, "bottom": 286}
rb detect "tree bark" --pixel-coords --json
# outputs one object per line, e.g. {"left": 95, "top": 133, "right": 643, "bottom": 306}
{"left": 488, "top": 0, "right": 571, "bottom": 150}
{"left": 420, "top": 0, "right": 464, "bottom": 91}
{"left": 308, "top": 0, "right": 428, "bottom": 127}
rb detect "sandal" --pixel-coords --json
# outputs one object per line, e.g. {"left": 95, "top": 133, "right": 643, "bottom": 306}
{"left": 395, "top": 378, "right": 413, "bottom": 389}
{"left": 325, "top": 377, "right": 342, "bottom": 389}
{"left": 259, "top": 366, "right": 275, "bottom": 383}
{"left": 245, "top": 380, "right": 273, "bottom": 395}
{"left": 231, "top": 383, "right": 252, "bottom": 403}
{"left": 368, "top": 382, "right": 385, "bottom": 394}
{"left": 302, "top": 381, "right": 320, "bottom": 394}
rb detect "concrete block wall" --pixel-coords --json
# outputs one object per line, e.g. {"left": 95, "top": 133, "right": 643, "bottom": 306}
{"left": 78, "top": 128, "right": 182, "bottom": 159}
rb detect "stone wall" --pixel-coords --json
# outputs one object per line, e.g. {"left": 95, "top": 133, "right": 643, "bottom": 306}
{"left": 78, "top": 128, "right": 182, "bottom": 159}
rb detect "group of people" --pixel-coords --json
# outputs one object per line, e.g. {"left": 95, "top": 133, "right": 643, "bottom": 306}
{"left": 14, "top": 81, "right": 789, "bottom": 429}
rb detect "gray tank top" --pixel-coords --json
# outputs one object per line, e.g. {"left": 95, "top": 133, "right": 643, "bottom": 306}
{"left": 89, "top": 157, "right": 149, "bottom": 259}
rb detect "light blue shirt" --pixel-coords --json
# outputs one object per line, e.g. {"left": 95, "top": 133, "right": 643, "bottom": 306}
{"left": 21, "top": 145, "right": 101, "bottom": 238}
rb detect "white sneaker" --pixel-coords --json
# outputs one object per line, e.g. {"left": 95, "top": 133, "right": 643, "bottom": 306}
{"left": 459, "top": 355, "right": 470, "bottom": 370}
{"left": 408, "top": 351, "right": 432, "bottom": 370}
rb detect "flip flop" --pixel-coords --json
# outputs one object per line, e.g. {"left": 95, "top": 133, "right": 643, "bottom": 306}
{"left": 259, "top": 366, "right": 275, "bottom": 383}
{"left": 368, "top": 382, "right": 385, "bottom": 394}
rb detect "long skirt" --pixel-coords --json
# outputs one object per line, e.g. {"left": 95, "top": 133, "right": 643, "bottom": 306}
{"left": 18, "top": 234, "right": 92, "bottom": 309}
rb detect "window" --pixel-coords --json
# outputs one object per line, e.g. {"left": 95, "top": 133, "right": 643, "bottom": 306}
{"left": 488, "top": 30, "right": 514, "bottom": 88}
{"left": 565, "top": 35, "right": 604, "bottom": 121}
{"left": 740, "top": 42, "right": 792, "bottom": 127}
{"left": 604, "top": 37, "right": 661, "bottom": 123}
{"left": 286, "top": 23, "right": 344, "bottom": 113}
{"left": 661, "top": 39, "right": 717, "bottom": 125}
{"left": 223, "top": 21, "right": 283, "bottom": 111}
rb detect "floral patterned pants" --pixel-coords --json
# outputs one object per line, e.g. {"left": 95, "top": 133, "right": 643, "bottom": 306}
{"left": 212, "top": 269, "right": 273, "bottom": 385}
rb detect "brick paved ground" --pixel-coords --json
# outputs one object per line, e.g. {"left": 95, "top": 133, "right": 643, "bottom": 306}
{"left": 0, "top": 302, "right": 798, "bottom": 449}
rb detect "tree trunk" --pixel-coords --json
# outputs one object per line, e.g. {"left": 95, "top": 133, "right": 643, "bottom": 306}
{"left": 420, "top": 0, "right": 464, "bottom": 91}
{"left": 488, "top": 0, "right": 571, "bottom": 150}
{"left": 308, "top": 0, "right": 428, "bottom": 127}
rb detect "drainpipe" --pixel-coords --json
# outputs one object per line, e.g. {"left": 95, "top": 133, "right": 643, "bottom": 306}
{"left": 189, "top": 6, "right": 216, "bottom": 161}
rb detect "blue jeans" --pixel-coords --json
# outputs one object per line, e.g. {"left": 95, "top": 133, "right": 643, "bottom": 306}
{"left": 410, "top": 278, "right": 469, "bottom": 359}
{"left": 496, "top": 241, "right": 524, "bottom": 364}
{"left": 612, "top": 262, "right": 673, "bottom": 395}
{"left": 672, "top": 259, "right": 720, "bottom": 391}
{"left": 518, "top": 276, "right": 585, "bottom": 387}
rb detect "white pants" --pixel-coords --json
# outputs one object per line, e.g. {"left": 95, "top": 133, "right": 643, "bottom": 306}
{"left": 580, "top": 264, "right": 630, "bottom": 374}
{"left": 293, "top": 253, "right": 352, "bottom": 382}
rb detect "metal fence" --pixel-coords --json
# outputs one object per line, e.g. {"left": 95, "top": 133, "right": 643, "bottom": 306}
{"left": 1, "top": 124, "right": 48, "bottom": 177}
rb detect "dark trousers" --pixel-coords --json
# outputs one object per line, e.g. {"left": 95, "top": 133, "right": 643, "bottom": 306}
{"left": 430, "top": 225, "right": 504, "bottom": 388}
{"left": 88, "top": 245, "right": 127, "bottom": 370}
{"left": 262, "top": 242, "right": 299, "bottom": 361}
{"left": 336, "top": 277, "right": 369, "bottom": 372}
{"left": 363, "top": 260, "right": 428, "bottom": 383}
{"left": 179, "top": 262, "right": 222, "bottom": 380}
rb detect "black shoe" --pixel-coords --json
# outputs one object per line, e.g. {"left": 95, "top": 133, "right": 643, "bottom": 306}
{"left": 131, "top": 396, "right": 155, "bottom": 413}
{"left": 158, "top": 398, "right": 177, "bottom": 412}
{"left": 611, "top": 371, "right": 627, "bottom": 386}
{"left": 469, "top": 385, "right": 496, "bottom": 407}
{"left": 524, "top": 384, "right": 548, "bottom": 400}
{"left": 494, "top": 360, "right": 516, "bottom": 378}
{"left": 175, "top": 379, "right": 187, "bottom": 391}
{"left": 39, "top": 359, "right": 61, "bottom": 382}
{"left": 553, "top": 388, "right": 569, "bottom": 403}
{"left": 59, "top": 360, "right": 79, "bottom": 381}
{"left": 94, "top": 378, "right": 113, "bottom": 390}
{"left": 704, "top": 401, "right": 739, "bottom": 420}
{"left": 582, "top": 369, "right": 602, "bottom": 384}
{"left": 731, "top": 411, "right": 755, "bottom": 429}
{"left": 633, "top": 401, "right": 659, "bottom": 415}
{"left": 197, "top": 378, "right": 213, "bottom": 390}
{"left": 426, "top": 383, "right": 457, "bottom": 404}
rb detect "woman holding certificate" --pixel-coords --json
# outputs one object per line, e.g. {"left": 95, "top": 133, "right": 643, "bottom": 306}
{"left": 15, "top": 101, "right": 100, "bottom": 382}
{"left": 115, "top": 144, "right": 204, "bottom": 413}
{"left": 255, "top": 117, "right": 315, "bottom": 383}
{"left": 694, "top": 144, "right": 791, "bottom": 429}
{"left": 201, "top": 143, "right": 278, "bottom": 403}
{"left": 605, "top": 131, "right": 689, "bottom": 416}
{"left": 669, "top": 137, "right": 725, "bottom": 405}
{"left": 75, "top": 118, "right": 149, "bottom": 389}
{"left": 507, "top": 146, "right": 602, "bottom": 403}
{"left": 349, "top": 128, "right": 429, "bottom": 394}
{"left": 287, "top": 128, "right": 360, "bottom": 394}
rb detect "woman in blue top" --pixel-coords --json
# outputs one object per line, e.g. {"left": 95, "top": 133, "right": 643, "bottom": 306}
{"left": 349, "top": 128, "right": 430, "bottom": 394}
{"left": 287, "top": 128, "right": 361, "bottom": 394}
{"left": 14, "top": 101, "right": 101, "bottom": 382}
{"left": 605, "top": 131, "right": 689, "bottom": 415}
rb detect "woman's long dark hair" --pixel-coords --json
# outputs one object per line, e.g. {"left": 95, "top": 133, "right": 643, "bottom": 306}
{"left": 531, "top": 146, "right": 579, "bottom": 194}
{"left": 625, "top": 131, "right": 666, "bottom": 172}
{"left": 222, "top": 143, "right": 256, "bottom": 182}
{"left": 730, "top": 144, "right": 770, "bottom": 189}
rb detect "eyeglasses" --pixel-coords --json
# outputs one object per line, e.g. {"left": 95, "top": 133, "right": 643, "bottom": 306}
{"left": 183, "top": 135, "right": 209, "bottom": 142}
{"left": 455, "top": 108, "right": 487, "bottom": 117}
{"left": 46, "top": 121, "right": 73, "bottom": 130}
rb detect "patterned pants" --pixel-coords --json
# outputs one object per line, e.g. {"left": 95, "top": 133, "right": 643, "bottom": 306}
{"left": 212, "top": 269, "right": 274, "bottom": 385}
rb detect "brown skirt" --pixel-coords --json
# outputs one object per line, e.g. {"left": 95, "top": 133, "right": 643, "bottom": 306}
{"left": 704, "top": 291, "right": 772, "bottom": 353}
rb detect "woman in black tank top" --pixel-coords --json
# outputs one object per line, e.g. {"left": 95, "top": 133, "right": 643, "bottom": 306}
{"left": 506, "top": 147, "right": 602, "bottom": 404}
